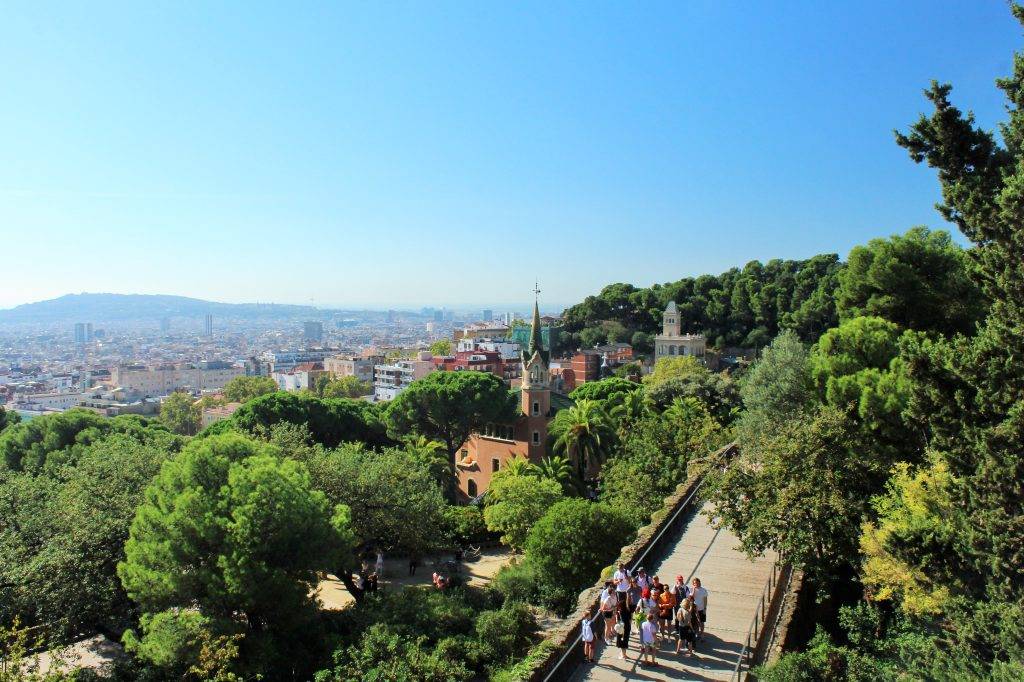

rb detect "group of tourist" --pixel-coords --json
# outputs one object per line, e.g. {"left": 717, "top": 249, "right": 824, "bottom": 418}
{"left": 355, "top": 550, "right": 386, "bottom": 594}
{"left": 581, "top": 563, "right": 709, "bottom": 667}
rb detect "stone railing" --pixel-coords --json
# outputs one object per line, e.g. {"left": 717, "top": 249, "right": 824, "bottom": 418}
{"left": 519, "top": 442, "right": 738, "bottom": 682}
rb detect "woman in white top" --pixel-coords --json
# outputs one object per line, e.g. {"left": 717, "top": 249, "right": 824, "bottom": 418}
{"left": 600, "top": 584, "right": 618, "bottom": 643}
{"left": 581, "top": 609, "right": 596, "bottom": 663}
{"left": 691, "top": 577, "right": 709, "bottom": 640}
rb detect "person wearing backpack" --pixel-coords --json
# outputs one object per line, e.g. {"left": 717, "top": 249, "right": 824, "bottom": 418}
{"left": 674, "top": 597, "right": 698, "bottom": 657}
{"left": 581, "top": 609, "right": 596, "bottom": 664}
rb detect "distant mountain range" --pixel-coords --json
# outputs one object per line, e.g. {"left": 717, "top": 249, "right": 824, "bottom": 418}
{"left": 0, "top": 293, "right": 321, "bottom": 324}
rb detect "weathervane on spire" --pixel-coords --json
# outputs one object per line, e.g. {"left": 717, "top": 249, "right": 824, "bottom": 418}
{"left": 533, "top": 280, "right": 541, "bottom": 301}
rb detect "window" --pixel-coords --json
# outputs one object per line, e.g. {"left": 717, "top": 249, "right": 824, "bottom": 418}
{"left": 532, "top": 431, "right": 540, "bottom": 445}
{"left": 492, "top": 458, "right": 500, "bottom": 473}
{"left": 460, "top": 448, "right": 468, "bottom": 461}
{"left": 467, "top": 480, "right": 478, "bottom": 497}
{"left": 532, "top": 401, "right": 540, "bottom": 416}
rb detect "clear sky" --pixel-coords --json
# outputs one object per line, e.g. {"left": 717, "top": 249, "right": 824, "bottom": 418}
{"left": 0, "top": 1, "right": 1018, "bottom": 310}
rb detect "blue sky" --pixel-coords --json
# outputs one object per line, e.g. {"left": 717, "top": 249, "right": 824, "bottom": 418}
{"left": 0, "top": 1, "right": 1018, "bottom": 310}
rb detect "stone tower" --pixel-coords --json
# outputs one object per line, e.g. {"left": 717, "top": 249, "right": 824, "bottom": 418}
{"left": 521, "top": 284, "right": 550, "bottom": 461}
{"left": 663, "top": 300, "right": 681, "bottom": 337}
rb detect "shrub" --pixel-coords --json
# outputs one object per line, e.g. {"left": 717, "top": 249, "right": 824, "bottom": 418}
{"left": 489, "top": 639, "right": 559, "bottom": 682}
{"left": 524, "top": 500, "right": 634, "bottom": 614}
{"left": 444, "top": 505, "right": 491, "bottom": 546}
{"left": 474, "top": 602, "right": 537, "bottom": 664}
{"left": 491, "top": 560, "right": 543, "bottom": 605}
{"left": 315, "top": 623, "right": 472, "bottom": 682}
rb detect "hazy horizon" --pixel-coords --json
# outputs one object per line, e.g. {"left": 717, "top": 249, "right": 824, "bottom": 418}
{"left": 0, "top": 290, "right": 575, "bottom": 315}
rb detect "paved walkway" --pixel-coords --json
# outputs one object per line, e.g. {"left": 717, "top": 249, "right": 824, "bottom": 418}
{"left": 571, "top": 502, "right": 777, "bottom": 681}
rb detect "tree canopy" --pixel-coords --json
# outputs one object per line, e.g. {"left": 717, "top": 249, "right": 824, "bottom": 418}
{"left": 523, "top": 499, "right": 633, "bottom": 613}
{"left": 483, "top": 471, "right": 564, "bottom": 551}
{"left": 303, "top": 443, "right": 449, "bottom": 557}
{"left": 229, "top": 391, "right": 392, "bottom": 448}
{"left": 159, "top": 391, "right": 200, "bottom": 436}
{"left": 0, "top": 432, "right": 179, "bottom": 640}
{"left": 836, "top": 226, "right": 985, "bottom": 336}
{"left": 0, "top": 410, "right": 173, "bottom": 474}
{"left": 382, "top": 371, "right": 518, "bottom": 468}
{"left": 561, "top": 254, "right": 842, "bottom": 350}
{"left": 221, "top": 375, "right": 277, "bottom": 403}
{"left": 118, "top": 433, "right": 355, "bottom": 677}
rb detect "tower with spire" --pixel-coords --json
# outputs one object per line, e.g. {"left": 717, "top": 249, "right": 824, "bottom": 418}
{"left": 521, "top": 282, "right": 551, "bottom": 459}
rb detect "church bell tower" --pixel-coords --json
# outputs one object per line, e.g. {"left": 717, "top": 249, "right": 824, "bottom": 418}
{"left": 521, "top": 283, "right": 550, "bottom": 460}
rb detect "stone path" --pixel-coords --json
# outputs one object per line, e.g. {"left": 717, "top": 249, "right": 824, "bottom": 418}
{"left": 570, "top": 502, "right": 777, "bottom": 681}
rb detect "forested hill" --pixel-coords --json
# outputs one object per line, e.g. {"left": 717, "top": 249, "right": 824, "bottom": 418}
{"left": 0, "top": 293, "right": 319, "bottom": 324}
{"left": 561, "top": 253, "right": 843, "bottom": 351}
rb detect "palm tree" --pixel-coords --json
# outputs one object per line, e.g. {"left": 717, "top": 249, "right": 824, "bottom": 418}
{"left": 551, "top": 399, "right": 615, "bottom": 482}
{"left": 405, "top": 435, "right": 454, "bottom": 493}
{"left": 610, "top": 388, "right": 650, "bottom": 437}
{"left": 536, "top": 454, "right": 584, "bottom": 496}
{"left": 502, "top": 455, "right": 539, "bottom": 478}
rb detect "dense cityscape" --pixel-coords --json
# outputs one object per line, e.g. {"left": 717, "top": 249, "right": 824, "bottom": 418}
{"left": 0, "top": 298, "right": 543, "bottom": 420}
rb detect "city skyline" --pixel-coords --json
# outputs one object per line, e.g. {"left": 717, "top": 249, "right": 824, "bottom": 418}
{"left": 1, "top": 2, "right": 1016, "bottom": 309}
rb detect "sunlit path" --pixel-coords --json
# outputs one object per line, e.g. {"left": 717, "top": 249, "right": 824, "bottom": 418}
{"left": 570, "top": 502, "right": 777, "bottom": 681}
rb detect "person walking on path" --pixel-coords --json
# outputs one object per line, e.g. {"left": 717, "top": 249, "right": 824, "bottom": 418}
{"left": 640, "top": 613, "right": 658, "bottom": 667}
{"left": 613, "top": 563, "right": 631, "bottom": 609}
{"left": 674, "top": 597, "right": 698, "bottom": 657}
{"left": 635, "top": 567, "right": 651, "bottom": 591}
{"left": 657, "top": 583, "right": 677, "bottom": 638}
{"left": 614, "top": 599, "right": 632, "bottom": 660}
{"left": 600, "top": 583, "right": 618, "bottom": 644}
{"left": 627, "top": 575, "right": 642, "bottom": 614}
{"left": 691, "top": 577, "right": 709, "bottom": 640}
{"left": 581, "top": 609, "right": 596, "bottom": 663}
{"left": 375, "top": 550, "right": 384, "bottom": 579}
{"left": 669, "top": 574, "right": 688, "bottom": 629}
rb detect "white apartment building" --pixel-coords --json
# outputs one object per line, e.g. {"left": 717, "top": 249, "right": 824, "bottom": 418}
{"left": 453, "top": 322, "right": 510, "bottom": 342}
{"left": 457, "top": 337, "right": 520, "bottom": 361}
{"left": 12, "top": 391, "right": 90, "bottom": 412}
{"left": 373, "top": 354, "right": 434, "bottom": 401}
{"left": 111, "top": 362, "right": 244, "bottom": 397}
{"left": 271, "top": 362, "right": 325, "bottom": 392}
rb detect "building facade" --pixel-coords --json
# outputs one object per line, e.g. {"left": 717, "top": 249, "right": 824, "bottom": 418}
{"left": 272, "top": 362, "right": 326, "bottom": 392}
{"left": 654, "top": 301, "right": 706, "bottom": 363}
{"left": 453, "top": 322, "right": 510, "bottom": 343}
{"left": 373, "top": 354, "right": 434, "bottom": 401}
{"left": 323, "top": 355, "right": 378, "bottom": 384}
{"left": 261, "top": 348, "right": 333, "bottom": 373}
{"left": 201, "top": 401, "right": 243, "bottom": 428}
{"left": 456, "top": 296, "right": 566, "bottom": 501}
{"left": 570, "top": 350, "right": 602, "bottom": 384}
{"left": 112, "top": 363, "right": 244, "bottom": 397}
